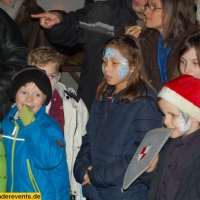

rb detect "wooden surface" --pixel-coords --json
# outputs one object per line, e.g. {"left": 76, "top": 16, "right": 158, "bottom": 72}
{"left": 60, "top": 65, "right": 81, "bottom": 83}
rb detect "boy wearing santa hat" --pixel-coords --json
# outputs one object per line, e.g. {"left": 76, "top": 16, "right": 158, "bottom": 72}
{"left": 141, "top": 74, "right": 200, "bottom": 200}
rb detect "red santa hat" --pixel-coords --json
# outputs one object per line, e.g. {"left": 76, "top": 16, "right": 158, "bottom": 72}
{"left": 158, "top": 74, "right": 200, "bottom": 121}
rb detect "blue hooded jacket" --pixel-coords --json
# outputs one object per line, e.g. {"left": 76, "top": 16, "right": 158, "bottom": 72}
{"left": 2, "top": 105, "right": 70, "bottom": 200}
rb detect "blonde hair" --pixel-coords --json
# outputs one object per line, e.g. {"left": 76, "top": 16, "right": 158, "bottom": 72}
{"left": 27, "top": 46, "right": 61, "bottom": 70}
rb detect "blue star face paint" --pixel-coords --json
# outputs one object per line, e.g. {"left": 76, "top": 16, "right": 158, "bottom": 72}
{"left": 178, "top": 112, "right": 191, "bottom": 134}
{"left": 173, "top": 111, "right": 191, "bottom": 135}
{"left": 118, "top": 58, "right": 129, "bottom": 77}
{"left": 102, "top": 48, "right": 129, "bottom": 77}
{"left": 104, "top": 48, "right": 115, "bottom": 59}
{"left": 102, "top": 65, "right": 105, "bottom": 75}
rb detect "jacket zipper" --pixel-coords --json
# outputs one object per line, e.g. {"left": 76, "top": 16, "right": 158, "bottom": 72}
{"left": 11, "top": 121, "right": 19, "bottom": 192}
{"left": 26, "top": 159, "right": 41, "bottom": 195}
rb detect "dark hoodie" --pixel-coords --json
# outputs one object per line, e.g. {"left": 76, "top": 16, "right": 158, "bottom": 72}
{"left": 44, "top": 0, "right": 140, "bottom": 111}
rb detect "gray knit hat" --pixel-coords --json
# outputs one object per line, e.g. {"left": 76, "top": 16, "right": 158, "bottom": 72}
{"left": 11, "top": 66, "right": 52, "bottom": 105}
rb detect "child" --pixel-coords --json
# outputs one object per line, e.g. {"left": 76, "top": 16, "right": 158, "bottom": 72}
{"left": 141, "top": 74, "right": 200, "bottom": 199}
{"left": 73, "top": 35, "right": 162, "bottom": 200}
{"left": 2, "top": 66, "right": 70, "bottom": 199}
{"left": 27, "top": 46, "right": 88, "bottom": 200}
{"left": 175, "top": 30, "right": 200, "bottom": 79}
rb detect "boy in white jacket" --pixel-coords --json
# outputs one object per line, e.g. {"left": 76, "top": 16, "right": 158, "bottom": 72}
{"left": 28, "top": 46, "right": 88, "bottom": 200}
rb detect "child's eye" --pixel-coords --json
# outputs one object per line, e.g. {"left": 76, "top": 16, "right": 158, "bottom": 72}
{"left": 193, "top": 62, "right": 199, "bottom": 66}
{"left": 180, "top": 60, "right": 185, "bottom": 64}
{"left": 171, "top": 113, "right": 178, "bottom": 118}
{"left": 35, "top": 93, "right": 41, "bottom": 97}
{"left": 20, "top": 91, "right": 26, "bottom": 95}
{"left": 113, "top": 62, "right": 119, "bottom": 65}
{"left": 49, "top": 74, "right": 56, "bottom": 79}
{"left": 102, "top": 60, "right": 107, "bottom": 64}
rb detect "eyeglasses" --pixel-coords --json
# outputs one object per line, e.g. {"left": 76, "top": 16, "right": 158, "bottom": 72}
{"left": 144, "top": 3, "right": 162, "bottom": 11}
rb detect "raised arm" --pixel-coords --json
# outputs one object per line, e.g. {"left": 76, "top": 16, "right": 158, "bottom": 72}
{"left": 31, "top": 12, "right": 62, "bottom": 29}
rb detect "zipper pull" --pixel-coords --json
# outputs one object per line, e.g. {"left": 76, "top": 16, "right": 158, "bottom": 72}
{"left": 12, "top": 126, "right": 17, "bottom": 136}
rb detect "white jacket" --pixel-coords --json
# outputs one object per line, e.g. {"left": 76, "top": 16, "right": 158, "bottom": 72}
{"left": 46, "top": 82, "right": 89, "bottom": 198}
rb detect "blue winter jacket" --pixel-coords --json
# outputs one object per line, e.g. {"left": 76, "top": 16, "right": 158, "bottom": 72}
{"left": 2, "top": 105, "right": 70, "bottom": 200}
{"left": 74, "top": 86, "right": 162, "bottom": 200}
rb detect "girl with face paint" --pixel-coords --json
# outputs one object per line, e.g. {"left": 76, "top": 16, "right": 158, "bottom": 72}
{"left": 74, "top": 35, "right": 162, "bottom": 200}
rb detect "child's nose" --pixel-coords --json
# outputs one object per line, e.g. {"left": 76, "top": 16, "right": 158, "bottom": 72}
{"left": 104, "top": 63, "right": 111, "bottom": 71}
{"left": 26, "top": 95, "right": 32, "bottom": 102}
{"left": 184, "top": 64, "right": 190, "bottom": 73}
{"left": 163, "top": 117, "right": 170, "bottom": 128}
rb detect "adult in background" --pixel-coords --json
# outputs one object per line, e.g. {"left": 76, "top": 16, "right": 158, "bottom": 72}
{"left": 0, "top": 8, "right": 27, "bottom": 122}
{"left": 126, "top": 0, "right": 197, "bottom": 92}
{"left": 31, "top": 0, "right": 146, "bottom": 111}
{"left": 0, "top": 0, "right": 54, "bottom": 53}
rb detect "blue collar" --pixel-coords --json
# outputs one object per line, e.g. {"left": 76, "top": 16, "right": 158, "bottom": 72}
{"left": 157, "top": 34, "right": 171, "bottom": 83}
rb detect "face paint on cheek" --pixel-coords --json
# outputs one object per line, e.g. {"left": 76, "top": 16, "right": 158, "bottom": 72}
{"left": 103, "top": 47, "right": 130, "bottom": 77}
{"left": 102, "top": 65, "right": 105, "bottom": 75}
{"left": 102, "top": 48, "right": 115, "bottom": 74}
{"left": 173, "top": 112, "right": 191, "bottom": 134}
{"left": 118, "top": 58, "right": 129, "bottom": 77}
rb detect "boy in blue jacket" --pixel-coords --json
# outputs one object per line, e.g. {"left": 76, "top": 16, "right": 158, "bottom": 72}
{"left": 2, "top": 66, "right": 70, "bottom": 200}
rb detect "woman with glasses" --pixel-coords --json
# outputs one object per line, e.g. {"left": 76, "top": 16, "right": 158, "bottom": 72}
{"left": 129, "top": 0, "right": 197, "bottom": 92}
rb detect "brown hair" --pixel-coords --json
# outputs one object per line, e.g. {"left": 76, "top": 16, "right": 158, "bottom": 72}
{"left": 161, "top": 0, "right": 191, "bottom": 45}
{"left": 27, "top": 46, "right": 61, "bottom": 70}
{"left": 96, "top": 35, "right": 148, "bottom": 103}
{"left": 15, "top": 0, "right": 38, "bottom": 25}
{"left": 143, "top": 0, "right": 192, "bottom": 45}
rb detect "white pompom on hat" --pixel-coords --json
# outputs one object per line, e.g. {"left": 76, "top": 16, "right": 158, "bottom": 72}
{"left": 158, "top": 74, "right": 200, "bottom": 121}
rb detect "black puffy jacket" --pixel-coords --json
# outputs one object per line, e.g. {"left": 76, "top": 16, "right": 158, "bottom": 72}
{"left": 0, "top": 8, "right": 27, "bottom": 121}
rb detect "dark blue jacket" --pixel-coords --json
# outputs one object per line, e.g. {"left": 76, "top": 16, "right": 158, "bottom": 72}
{"left": 140, "top": 129, "right": 200, "bottom": 200}
{"left": 74, "top": 85, "right": 162, "bottom": 200}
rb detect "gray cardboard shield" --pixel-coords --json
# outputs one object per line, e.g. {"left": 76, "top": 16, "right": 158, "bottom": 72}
{"left": 123, "top": 128, "right": 174, "bottom": 190}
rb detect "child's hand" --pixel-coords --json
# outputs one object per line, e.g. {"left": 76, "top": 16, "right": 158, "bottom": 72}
{"left": 82, "top": 166, "right": 92, "bottom": 186}
{"left": 19, "top": 105, "right": 35, "bottom": 126}
{"left": 146, "top": 155, "right": 159, "bottom": 173}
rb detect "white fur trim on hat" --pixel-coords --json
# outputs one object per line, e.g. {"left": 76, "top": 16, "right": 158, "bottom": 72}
{"left": 158, "top": 86, "right": 200, "bottom": 121}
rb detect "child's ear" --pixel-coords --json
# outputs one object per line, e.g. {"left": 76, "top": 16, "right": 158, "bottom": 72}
{"left": 43, "top": 95, "right": 47, "bottom": 105}
{"left": 190, "top": 117, "right": 199, "bottom": 124}
{"left": 58, "top": 72, "right": 61, "bottom": 81}
{"left": 189, "top": 117, "right": 200, "bottom": 128}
